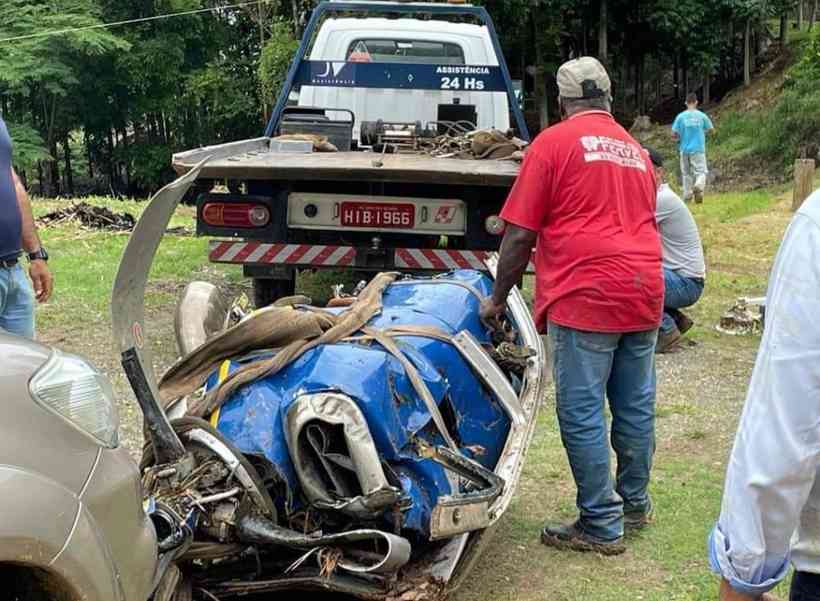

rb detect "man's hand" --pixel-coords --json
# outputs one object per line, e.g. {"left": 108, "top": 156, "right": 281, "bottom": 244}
{"left": 29, "top": 259, "right": 53, "bottom": 303}
{"left": 480, "top": 296, "right": 506, "bottom": 322}
{"left": 719, "top": 579, "right": 781, "bottom": 601}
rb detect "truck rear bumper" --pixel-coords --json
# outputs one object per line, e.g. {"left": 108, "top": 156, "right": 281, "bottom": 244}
{"left": 208, "top": 240, "right": 535, "bottom": 273}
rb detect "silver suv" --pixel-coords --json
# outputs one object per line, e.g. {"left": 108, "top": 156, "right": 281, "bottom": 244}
{"left": 0, "top": 332, "right": 156, "bottom": 601}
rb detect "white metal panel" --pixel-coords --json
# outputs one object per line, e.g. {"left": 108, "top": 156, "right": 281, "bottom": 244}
{"left": 287, "top": 192, "right": 466, "bottom": 235}
{"left": 299, "top": 18, "right": 510, "bottom": 141}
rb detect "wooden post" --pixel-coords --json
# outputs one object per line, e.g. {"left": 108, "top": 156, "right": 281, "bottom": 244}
{"left": 793, "top": 159, "right": 816, "bottom": 211}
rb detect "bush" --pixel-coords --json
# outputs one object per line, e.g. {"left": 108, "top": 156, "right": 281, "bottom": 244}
{"left": 259, "top": 20, "right": 299, "bottom": 104}
{"left": 711, "top": 111, "right": 759, "bottom": 160}
{"left": 755, "top": 29, "right": 820, "bottom": 167}
{"left": 757, "top": 83, "right": 820, "bottom": 166}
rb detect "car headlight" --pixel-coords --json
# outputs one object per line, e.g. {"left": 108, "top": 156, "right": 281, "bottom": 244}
{"left": 29, "top": 350, "right": 119, "bottom": 448}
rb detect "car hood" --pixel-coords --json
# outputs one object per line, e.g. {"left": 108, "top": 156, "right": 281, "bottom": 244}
{"left": 0, "top": 332, "right": 52, "bottom": 374}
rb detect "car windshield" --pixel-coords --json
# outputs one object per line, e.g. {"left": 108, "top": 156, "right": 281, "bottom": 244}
{"left": 346, "top": 39, "right": 465, "bottom": 64}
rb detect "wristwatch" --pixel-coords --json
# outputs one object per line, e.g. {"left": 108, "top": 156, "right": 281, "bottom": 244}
{"left": 28, "top": 247, "right": 49, "bottom": 262}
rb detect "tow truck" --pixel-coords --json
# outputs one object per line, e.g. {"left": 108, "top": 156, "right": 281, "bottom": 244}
{"left": 173, "top": 0, "right": 530, "bottom": 306}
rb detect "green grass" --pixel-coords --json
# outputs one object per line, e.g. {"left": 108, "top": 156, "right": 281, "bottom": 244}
{"left": 33, "top": 197, "right": 244, "bottom": 332}
{"left": 710, "top": 111, "right": 760, "bottom": 163}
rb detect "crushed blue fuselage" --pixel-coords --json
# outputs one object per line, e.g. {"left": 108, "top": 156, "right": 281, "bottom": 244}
{"left": 207, "top": 270, "right": 510, "bottom": 540}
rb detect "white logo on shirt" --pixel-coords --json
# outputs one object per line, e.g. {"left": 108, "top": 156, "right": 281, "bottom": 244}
{"left": 579, "top": 136, "right": 647, "bottom": 171}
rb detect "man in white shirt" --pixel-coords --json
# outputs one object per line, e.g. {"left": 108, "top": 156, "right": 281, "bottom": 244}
{"left": 645, "top": 147, "right": 706, "bottom": 353}
{"left": 709, "top": 187, "right": 820, "bottom": 601}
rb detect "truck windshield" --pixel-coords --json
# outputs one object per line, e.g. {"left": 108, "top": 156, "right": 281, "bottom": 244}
{"left": 346, "top": 39, "right": 465, "bottom": 64}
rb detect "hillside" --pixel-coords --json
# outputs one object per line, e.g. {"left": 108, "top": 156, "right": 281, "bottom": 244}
{"left": 633, "top": 30, "right": 818, "bottom": 193}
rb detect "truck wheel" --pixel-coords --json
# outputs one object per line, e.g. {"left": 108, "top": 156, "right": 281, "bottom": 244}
{"left": 253, "top": 277, "right": 296, "bottom": 308}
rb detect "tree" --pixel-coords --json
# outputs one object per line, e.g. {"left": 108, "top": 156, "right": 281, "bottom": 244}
{"left": 0, "top": 0, "right": 128, "bottom": 194}
{"left": 258, "top": 20, "right": 299, "bottom": 108}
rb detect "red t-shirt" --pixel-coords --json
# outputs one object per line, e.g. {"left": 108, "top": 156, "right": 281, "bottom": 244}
{"left": 500, "top": 111, "right": 663, "bottom": 333}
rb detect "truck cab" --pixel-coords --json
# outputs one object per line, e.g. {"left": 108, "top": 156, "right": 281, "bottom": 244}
{"left": 174, "top": 1, "right": 529, "bottom": 307}
{"left": 299, "top": 16, "right": 511, "bottom": 140}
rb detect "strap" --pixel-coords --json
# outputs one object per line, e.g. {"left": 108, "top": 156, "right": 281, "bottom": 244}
{"left": 361, "top": 326, "right": 459, "bottom": 452}
{"left": 172, "top": 272, "right": 463, "bottom": 454}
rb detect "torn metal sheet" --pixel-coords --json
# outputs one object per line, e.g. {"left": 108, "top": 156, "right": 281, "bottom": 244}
{"left": 118, "top": 165, "right": 546, "bottom": 599}
{"left": 285, "top": 392, "right": 400, "bottom": 517}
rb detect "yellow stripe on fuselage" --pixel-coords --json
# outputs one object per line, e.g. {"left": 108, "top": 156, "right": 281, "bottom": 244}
{"left": 209, "top": 360, "right": 231, "bottom": 428}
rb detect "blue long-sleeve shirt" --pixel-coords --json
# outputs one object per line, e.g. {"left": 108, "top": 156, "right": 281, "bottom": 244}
{"left": 709, "top": 188, "right": 820, "bottom": 595}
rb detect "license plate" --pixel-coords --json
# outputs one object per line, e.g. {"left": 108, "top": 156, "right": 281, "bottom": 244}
{"left": 340, "top": 202, "right": 415, "bottom": 228}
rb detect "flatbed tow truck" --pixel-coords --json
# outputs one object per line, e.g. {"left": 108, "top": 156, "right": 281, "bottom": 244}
{"left": 173, "top": 0, "right": 530, "bottom": 306}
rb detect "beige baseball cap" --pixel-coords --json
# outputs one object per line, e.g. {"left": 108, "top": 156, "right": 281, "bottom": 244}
{"left": 556, "top": 57, "right": 612, "bottom": 100}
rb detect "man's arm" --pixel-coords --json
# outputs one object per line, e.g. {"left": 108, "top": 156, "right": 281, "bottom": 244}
{"left": 480, "top": 224, "right": 537, "bottom": 319}
{"left": 13, "top": 170, "right": 41, "bottom": 254}
{"left": 710, "top": 209, "right": 820, "bottom": 599}
{"left": 478, "top": 147, "right": 549, "bottom": 322}
{"left": 12, "top": 169, "right": 52, "bottom": 303}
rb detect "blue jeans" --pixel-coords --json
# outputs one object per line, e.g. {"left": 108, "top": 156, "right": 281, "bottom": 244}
{"left": 0, "top": 264, "right": 35, "bottom": 338}
{"left": 548, "top": 322, "right": 658, "bottom": 541}
{"left": 662, "top": 268, "right": 705, "bottom": 334}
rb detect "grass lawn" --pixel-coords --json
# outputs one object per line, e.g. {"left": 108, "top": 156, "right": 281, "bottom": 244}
{"left": 31, "top": 181, "right": 808, "bottom": 600}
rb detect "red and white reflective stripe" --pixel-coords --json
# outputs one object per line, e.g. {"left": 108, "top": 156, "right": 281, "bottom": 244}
{"left": 209, "top": 240, "right": 535, "bottom": 272}
{"left": 209, "top": 241, "right": 355, "bottom": 267}
{"left": 395, "top": 248, "right": 486, "bottom": 270}
{"left": 395, "top": 248, "right": 535, "bottom": 272}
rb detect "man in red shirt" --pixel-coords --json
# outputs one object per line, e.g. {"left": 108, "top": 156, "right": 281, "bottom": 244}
{"left": 481, "top": 57, "right": 663, "bottom": 555}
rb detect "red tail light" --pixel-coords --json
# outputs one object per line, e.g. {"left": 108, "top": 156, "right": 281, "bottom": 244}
{"left": 202, "top": 203, "right": 270, "bottom": 228}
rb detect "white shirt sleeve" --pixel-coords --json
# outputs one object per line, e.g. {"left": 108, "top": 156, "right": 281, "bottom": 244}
{"left": 709, "top": 210, "right": 820, "bottom": 595}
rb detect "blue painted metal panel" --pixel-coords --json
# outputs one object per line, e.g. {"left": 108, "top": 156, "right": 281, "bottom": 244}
{"left": 209, "top": 270, "right": 510, "bottom": 538}
{"left": 293, "top": 61, "right": 508, "bottom": 92}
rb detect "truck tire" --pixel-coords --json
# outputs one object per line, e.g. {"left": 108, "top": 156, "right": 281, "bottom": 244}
{"left": 253, "top": 277, "right": 296, "bottom": 308}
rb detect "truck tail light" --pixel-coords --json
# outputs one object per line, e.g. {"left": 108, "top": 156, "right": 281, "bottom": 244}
{"left": 202, "top": 203, "right": 270, "bottom": 228}
{"left": 485, "top": 215, "right": 506, "bottom": 235}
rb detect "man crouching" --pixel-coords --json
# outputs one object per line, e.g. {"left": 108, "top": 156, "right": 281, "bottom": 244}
{"left": 644, "top": 146, "right": 706, "bottom": 353}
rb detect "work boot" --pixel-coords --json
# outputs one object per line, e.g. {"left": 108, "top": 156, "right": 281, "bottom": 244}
{"left": 656, "top": 326, "right": 682, "bottom": 353}
{"left": 673, "top": 311, "right": 694, "bottom": 336}
{"left": 624, "top": 500, "right": 655, "bottom": 532}
{"left": 693, "top": 187, "right": 704, "bottom": 204}
{"left": 540, "top": 521, "right": 625, "bottom": 556}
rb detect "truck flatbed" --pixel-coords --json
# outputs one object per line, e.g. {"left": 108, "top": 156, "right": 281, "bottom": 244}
{"left": 172, "top": 137, "right": 520, "bottom": 187}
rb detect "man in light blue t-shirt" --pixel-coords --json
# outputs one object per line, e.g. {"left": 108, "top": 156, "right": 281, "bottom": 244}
{"left": 672, "top": 93, "right": 715, "bottom": 203}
